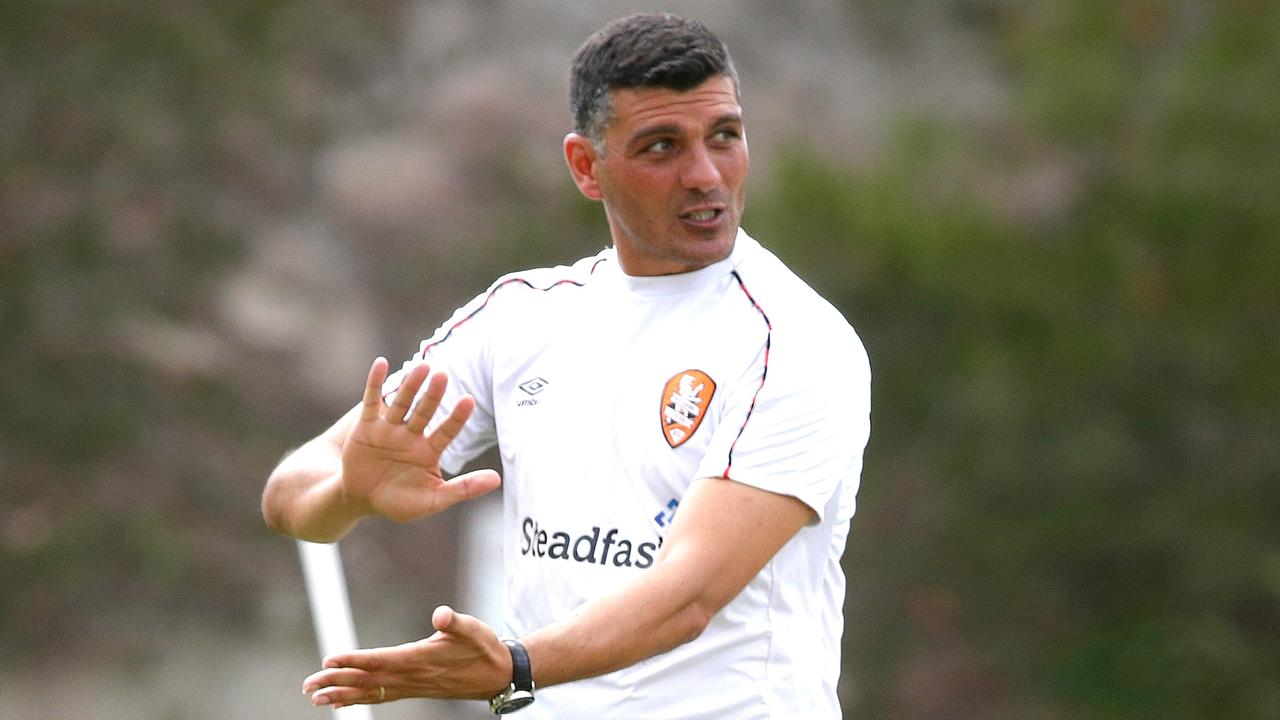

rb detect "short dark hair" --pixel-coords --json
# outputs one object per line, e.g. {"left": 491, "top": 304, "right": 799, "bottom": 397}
{"left": 569, "top": 13, "right": 739, "bottom": 145}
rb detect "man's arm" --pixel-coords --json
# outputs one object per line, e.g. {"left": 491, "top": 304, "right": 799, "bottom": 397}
{"left": 262, "top": 357, "right": 501, "bottom": 543}
{"left": 301, "top": 474, "right": 813, "bottom": 707}
{"left": 524, "top": 474, "right": 813, "bottom": 685}
{"left": 261, "top": 404, "right": 364, "bottom": 542}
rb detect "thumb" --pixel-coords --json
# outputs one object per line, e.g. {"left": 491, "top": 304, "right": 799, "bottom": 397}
{"left": 431, "top": 604, "right": 456, "bottom": 633}
{"left": 431, "top": 605, "right": 493, "bottom": 643}
{"left": 432, "top": 469, "right": 502, "bottom": 512}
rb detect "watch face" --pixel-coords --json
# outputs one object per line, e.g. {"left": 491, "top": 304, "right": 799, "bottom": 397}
{"left": 493, "top": 689, "right": 535, "bottom": 714}
{"left": 502, "top": 695, "right": 535, "bottom": 712}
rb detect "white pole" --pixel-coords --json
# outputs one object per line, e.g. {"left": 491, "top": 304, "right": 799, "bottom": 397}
{"left": 460, "top": 494, "right": 505, "bottom": 629}
{"left": 298, "top": 540, "right": 374, "bottom": 720}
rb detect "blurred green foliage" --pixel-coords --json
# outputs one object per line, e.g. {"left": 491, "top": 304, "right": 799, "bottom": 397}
{"left": 763, "top": 1, "right": 1279, "bottom": 717}
{"left": 0, "top": 0, "right": 408, "bottom": 660}
{"left": 1, "top": 1, "right": 1276, "bottom": 718}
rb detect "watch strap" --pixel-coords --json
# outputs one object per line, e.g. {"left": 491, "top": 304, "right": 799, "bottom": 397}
{"left": 504, "top": 639, "right": 534, "bottom": 693}
{"left": 489, "top": 638, "right": 535, "bottom": 714}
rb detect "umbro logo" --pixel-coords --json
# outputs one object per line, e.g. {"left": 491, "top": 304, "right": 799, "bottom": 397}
{"left": 518, "top": 377, "right": 549, "bottom": 395}
{"left": 517, "top": 377, "right": 548, "bottom": 406}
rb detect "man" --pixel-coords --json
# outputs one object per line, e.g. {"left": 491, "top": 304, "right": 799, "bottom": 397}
{"left": 263, "top": 13, "right": 870, "bottom": 718}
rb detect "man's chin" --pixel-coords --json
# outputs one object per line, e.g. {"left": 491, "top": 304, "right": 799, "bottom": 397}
{"left": 678, "top": 234, "right": 735, "bottom": 269}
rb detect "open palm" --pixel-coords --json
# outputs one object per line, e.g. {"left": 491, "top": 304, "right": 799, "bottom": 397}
{"left": 341, "top": 357, "right": 499, "bottom": 523}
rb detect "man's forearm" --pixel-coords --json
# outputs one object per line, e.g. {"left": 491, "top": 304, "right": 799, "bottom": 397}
{"left": 517, "top": 477, "right": 814, "bottom": 691}
{"left": 262, "top": 438, "right": 369, "bottom": 542}
{"left": 521, "top": 549, "right": 715, "bottom": 688}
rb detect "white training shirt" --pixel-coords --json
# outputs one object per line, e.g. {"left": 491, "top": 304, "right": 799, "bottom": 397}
{"left": 387, "top": 229, "right": 871, "bottom": 719}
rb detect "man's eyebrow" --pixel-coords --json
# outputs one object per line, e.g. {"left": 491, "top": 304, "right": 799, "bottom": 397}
{"left": 626, "top": 123, "right": 681, "bottom": 148}
{"left": 712, "top": 112, "right": 744, "bottom": 127}
{"left": 625, "top": 114, "right": 744, "bottom": 148}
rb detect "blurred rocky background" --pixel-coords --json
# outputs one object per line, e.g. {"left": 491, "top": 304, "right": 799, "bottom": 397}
{"left": 2, "top": 1, "right": 1277, "bottom": 718}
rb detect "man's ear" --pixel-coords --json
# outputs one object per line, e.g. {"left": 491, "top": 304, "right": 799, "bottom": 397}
{"left": 564, "top": 132, "right": 603, "bottom": 201}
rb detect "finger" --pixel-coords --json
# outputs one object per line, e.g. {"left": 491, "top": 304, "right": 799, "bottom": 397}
{"left": 313, "top": 684, "right": 389, "bottom": 708}
{"left": 359, "top": 357, "right": 390, "bottom": 421}
{"left": 322, "top": 640, "right": 420, "bottom": 672}
{"left": 430, "top": 469, "right": 501, "bottom": 513}
{"left": 303, "top": 667, "right": 374, "bottom": 694}
{"left": 386, "top": 362, "right": 430, "bottom": 424}
{"left": 404, "top": 371, "right": 449, "bottom": 436}
{"left": 424, "top": 394, "right": 477, "bottom": 456}
{"left": 324, "top": 649, "right": 385, "bottom": 672}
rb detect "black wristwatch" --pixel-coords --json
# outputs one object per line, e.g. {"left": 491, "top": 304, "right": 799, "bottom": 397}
{"left": 489, "top": 639, "right": 535, "bottom": 715}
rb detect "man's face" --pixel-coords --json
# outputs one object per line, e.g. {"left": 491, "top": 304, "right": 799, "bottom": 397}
{"left": 570, "top": 75, "right": 749, "bottom": 276}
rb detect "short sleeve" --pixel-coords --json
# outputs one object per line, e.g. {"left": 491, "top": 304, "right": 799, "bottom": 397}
{"left": 382, "top": 290, "right": 500, "bottom": 476}
{"left": 695, "top": 325, "right": 870, "bottom": 523}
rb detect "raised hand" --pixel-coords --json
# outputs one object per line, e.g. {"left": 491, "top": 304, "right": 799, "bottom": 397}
{"left": 340, "top": 357, "right": 500, "bottom": 523}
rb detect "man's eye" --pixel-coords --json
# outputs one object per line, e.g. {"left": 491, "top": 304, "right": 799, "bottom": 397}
{"left": 646, "top": 140, "right": 674, "bottom": 153}
{"left": 713, "top": 128, "right": 740, "bottom": 143}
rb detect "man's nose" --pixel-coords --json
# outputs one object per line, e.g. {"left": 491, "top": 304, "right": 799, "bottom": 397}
{"left": 680, "top": 144, "right": 722, "bottom": 192}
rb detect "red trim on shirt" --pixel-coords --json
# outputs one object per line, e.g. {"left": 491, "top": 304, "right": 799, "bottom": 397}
{"left": 382, "top": 258, "right": 606, "bottom": 401}
{"left": 723, "top": 269, "right": 772, "bottom": 478}
{"left": 418, "top": 277, "right": 581, "bottom": 358}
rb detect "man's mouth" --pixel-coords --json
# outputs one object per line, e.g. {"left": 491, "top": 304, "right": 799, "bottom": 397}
{"left": 681, "top": 208, "right": 723, "bottom": 223}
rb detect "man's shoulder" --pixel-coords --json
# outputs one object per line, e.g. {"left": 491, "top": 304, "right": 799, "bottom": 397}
{"left": 486, "top": 249, "right": 612, "bottom": 296}
{"left": 732, "top": 235, "right": 854, "bottom": 334}
{"left": 730, "top": 232, "right": 868, "bottom": 375}
{"left": 438, "top": 250, "right": 612, "bottom": 333}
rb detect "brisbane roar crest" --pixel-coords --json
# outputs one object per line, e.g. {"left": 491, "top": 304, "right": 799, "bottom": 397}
{"left": 660, "top": 369, "right": 716, "bottom": 448}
